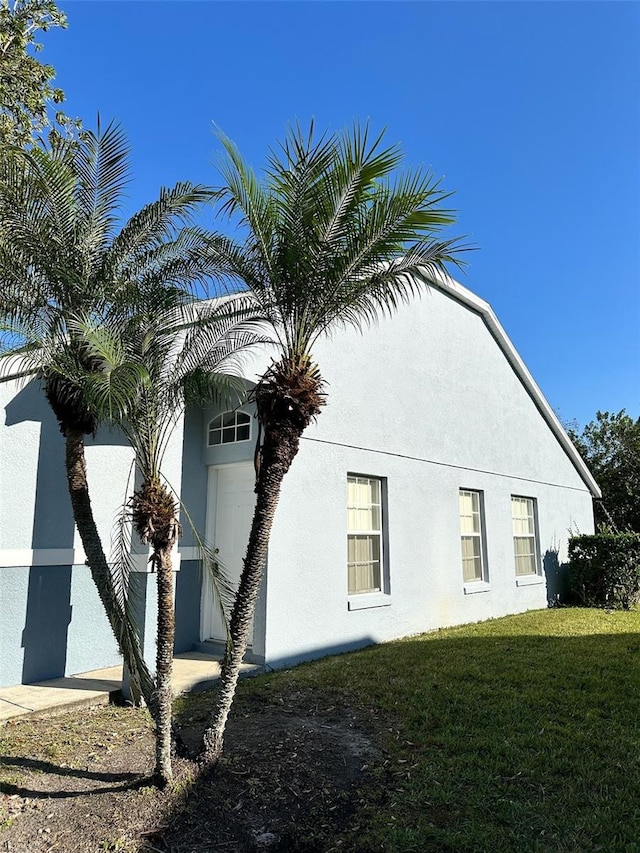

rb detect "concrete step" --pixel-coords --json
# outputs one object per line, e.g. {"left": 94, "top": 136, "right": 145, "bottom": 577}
{"left": 0, "top": 651, "right": 263, "bottom": 724}
{"left": 192, "top": 639, "right": 264, "bottom": 666}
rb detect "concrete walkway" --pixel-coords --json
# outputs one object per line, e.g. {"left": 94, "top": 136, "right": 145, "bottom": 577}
{"left": 0, "top": 651, "right": 261, "bottom": 724}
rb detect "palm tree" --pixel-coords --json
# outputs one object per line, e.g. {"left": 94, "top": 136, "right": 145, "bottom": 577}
{"left": 0, "top": 122, "right": 219, "bottom": 724}
{"left": 76, "top": 290, "right": 265, "bottom": 784}
{"left": 198, "top": 122, "right": 464, "bottom": 762}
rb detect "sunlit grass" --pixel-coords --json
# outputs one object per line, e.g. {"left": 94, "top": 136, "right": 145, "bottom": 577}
{"left": 228, "top": 608, "right": 640, "bottom": 852}
{"left": 0, "top": 705, "right": 151, "bottom": 774}
{"left": 3, "top": 608, "right": 640, "bottom": 852}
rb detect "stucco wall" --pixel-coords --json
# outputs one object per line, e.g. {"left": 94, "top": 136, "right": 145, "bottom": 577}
{"left": 0, "top": 281, "right": 597, "bottom": 686}
{"left": 174, "top": 560, "right": 202, "bottom": 652}
{"left": 179, "top": 407, "right": 207, "bottom": 550}
{"left": 0, "top": 378, "right": 164, "bottom": 686}
{"left": 258, "top": 287, "right": 595, "bottom": 667}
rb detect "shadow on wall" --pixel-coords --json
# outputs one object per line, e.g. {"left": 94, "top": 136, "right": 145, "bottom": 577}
{"left": 264, "top": 637, "right": 378, "bottom": 672}
{"left": 172, "top": 636, "right": 378, "bottom": 696}
{"left": 543, "top": 549, "right": 570, "bottom": 607}
{"left": 4, "top": 380, "right": 128, "bottom": 684}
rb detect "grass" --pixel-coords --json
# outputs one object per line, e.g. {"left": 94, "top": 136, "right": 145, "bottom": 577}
{"left": 0, "top": 704, "right": 151, "bottom": 770}
{"left": 218, "top": 607, "right": 640, "bottom": 852}
{"left": 2, "top": 607, "right": 640, "bottom": 852}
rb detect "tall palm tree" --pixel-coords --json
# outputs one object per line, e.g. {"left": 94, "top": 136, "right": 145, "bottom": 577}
{"left": 199, "top": 122, "right": 464, "bottom": 762}
{"left": 0, "top": 122, "right": 219, "bottom": 722}
{"left": 76, "top": 290, "right": 266, "bottom": 784}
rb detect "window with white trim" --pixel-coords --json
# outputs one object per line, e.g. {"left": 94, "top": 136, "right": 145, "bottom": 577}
{"left": 511, "top": 496, "right": 539, "bottom": 576}
{"left": 459, "top": 489, "right": 486, "bottom": 582}
{"left": 207, "top": 411, "right": 251, "bottom": 446}
{"left": 347, "top": 475, "right": 383, "bottom": 595}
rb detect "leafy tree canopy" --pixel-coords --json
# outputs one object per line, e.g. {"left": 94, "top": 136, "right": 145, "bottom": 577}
{"left": 568, "top": 410, "right": 640, "bottom": 532}
{"left": 0, "top": 0, "right": 78, "bottom": 146}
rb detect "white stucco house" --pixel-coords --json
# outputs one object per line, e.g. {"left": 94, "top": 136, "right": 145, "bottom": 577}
{"left": 0, "top": 276, "right": 599, "bottom": 688}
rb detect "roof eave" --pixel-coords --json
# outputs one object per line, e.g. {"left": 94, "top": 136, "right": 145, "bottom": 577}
{"left": 422, "top": 271, "right": 602, "bottom": 499}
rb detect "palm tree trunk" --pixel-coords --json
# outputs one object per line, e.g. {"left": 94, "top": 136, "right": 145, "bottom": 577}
{"left": 131, "top": 476, "right": 181, "bottom": 786}
{"left": 154, "top": 544, "right": 175, "bottom": 787}
{"left": 64, "top": 428, "right": 156, "bottom": 712}
{"left": 199, "top": 420, "right": 302, "bottom": 763}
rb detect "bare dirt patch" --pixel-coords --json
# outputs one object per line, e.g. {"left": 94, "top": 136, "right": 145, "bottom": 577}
{"left": 0, "top": 688, "right": 384, "bottom": 853}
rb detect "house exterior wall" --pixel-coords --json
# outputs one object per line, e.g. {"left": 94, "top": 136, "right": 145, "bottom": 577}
{"left": 257, "top": 287, "right": 595, "bottom": 667}
{"left": 0, "top": 379, "right": 163, "bottom": 687}
{"left": 174, "top": 408, "right": 208, "bottom": 652}
{"left": 0, "top": 280, "right": 598, "bottom": 687}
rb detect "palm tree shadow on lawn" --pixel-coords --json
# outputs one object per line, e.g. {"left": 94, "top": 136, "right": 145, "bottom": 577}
{"left": 0, "top": 755, "right": 151, "bottom": 800}
{"left": 2, "top": 622, "right": 640, "bottom": 852}
{"left": 159, "top": 626, "right": 640, "bottom": 853}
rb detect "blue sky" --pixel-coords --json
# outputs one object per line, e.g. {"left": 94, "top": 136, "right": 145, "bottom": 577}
{"left": 44, "top": 1, "right": 639, "bottom": 427}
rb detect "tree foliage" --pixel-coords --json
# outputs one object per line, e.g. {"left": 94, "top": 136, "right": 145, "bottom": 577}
{"left": 0, "top": 0, "right": 78, "bottom": 145}
{"left": 568, "top": 410, "right": 640, "bottom": 532}
{"left": 568, "top": 533, "right": 640, "bottom": 610}
{"left": 0, "top": 121, "right": 226, "bottom": 784}
{"left": 199, "top": 121, "right": 464, "bottom": 762}
{"left": 75, "top": 293, "right": 266, "bottom": 784}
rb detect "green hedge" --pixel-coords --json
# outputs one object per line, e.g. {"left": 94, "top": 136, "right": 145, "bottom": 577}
{"left": 568, "top": 533, "right": 640, "bottom": 610}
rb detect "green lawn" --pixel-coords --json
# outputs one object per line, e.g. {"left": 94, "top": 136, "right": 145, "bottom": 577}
{"left": 227, "top": 608, "right": 640, "bottom": 852}
{"left": 2, "top": 608, "right": 639, "bottom": 852}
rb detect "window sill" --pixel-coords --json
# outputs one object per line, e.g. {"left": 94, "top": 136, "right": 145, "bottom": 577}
{"left": 515, "top": 574, "right": 544, "bottom": 587}
{"left": 348, "top": 593, "right": 392, "bottom": 611}
{"left": 464, "top": 581, "right": 491, "bottom": 595}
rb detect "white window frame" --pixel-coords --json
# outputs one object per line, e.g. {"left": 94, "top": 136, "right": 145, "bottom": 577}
{"left": 459, "top": 489, "right": 489, "bottom": 592}
{"left": 511, "top": 495, "right": 540, "bottom": 578}
{"left": 207, "top": 410, "right": 252, "bottom": 447}
{"left": 347, "top": 474, "right": 390, "bottom": 609}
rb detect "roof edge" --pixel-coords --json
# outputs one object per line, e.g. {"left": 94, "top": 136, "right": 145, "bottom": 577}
{"left": 424, "top": 272, "right": 602, "bottom": 499}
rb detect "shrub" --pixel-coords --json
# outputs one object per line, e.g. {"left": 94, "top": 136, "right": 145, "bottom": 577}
{"left": 568, "top": 533, "right": 640, "bottom": 609}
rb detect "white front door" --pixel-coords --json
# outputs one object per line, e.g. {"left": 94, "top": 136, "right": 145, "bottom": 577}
{"left": 202, "top": 463, "right": 257, "bottom": 642}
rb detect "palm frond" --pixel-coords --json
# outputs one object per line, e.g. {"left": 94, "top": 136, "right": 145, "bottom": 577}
{"left": 306, "top": 237, "right": 467, "bottom": 347}
{"left": 0, "top": 344, "right": 44, "bottom": 384}
{"left": 209, "top": 121, "right": 465, "bottom": 365}
{"left": 123, "top": 227, "right": 227, "bottom": 297}
{"left": 73, "top": 120, "right": 132, "bottom": 270}
{"left": 215, "top": 128, "right": 278, "bottom": 288}
{"left": 0, "top": 143, "right": 80, "bottom": 301}
{"left": 172, "top": 294, "right": 271, "bottom": 380}
{"left": 181, "top": 369, "right": 247, "bottom": 411}
{"left": 104, "top": 183, "right": 217, "bottom": 285}
{"left": 317, "top": 123, "right": 401, "bottom": 249}
{"left": 110, "top": 472, "right": 156, "bottom": 703}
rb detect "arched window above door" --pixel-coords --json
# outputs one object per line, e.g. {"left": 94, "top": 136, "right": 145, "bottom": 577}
{"left": 207, "top": 411, "right": 252, "bottom": 446}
